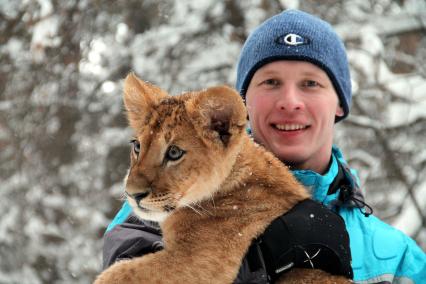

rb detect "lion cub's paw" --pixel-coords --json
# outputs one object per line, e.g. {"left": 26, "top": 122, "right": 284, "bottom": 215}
{"left": 94, "top": 259, "right": 137, "bottom": 284}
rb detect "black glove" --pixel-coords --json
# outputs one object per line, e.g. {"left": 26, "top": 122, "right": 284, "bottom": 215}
{"left": 246, "top": 199, "right": 353, "bottom": 282}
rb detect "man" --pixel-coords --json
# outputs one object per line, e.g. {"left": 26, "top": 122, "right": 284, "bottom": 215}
{"left": 236, "top": 9, "right": 425, "bottom": 283}
{"left": 103, "top": 9, "right": 425, "bottom": 283}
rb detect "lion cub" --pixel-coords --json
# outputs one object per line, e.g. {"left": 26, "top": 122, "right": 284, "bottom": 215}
{"left": 95, "top": 73, "right": 350, "bottom": 284}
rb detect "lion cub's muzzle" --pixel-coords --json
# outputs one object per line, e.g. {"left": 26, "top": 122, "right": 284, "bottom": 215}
{"left": 126, "top": 190, "right": 150, "bottom": 207}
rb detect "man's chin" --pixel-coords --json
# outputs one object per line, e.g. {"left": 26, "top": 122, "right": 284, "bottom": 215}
{"left": 273, "top": 147, "right": 308, "bottom": 167}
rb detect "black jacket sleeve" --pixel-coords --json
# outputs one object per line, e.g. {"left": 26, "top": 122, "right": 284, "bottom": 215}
{"left": 102, "top": 214, "right": 163, "bottom": 269}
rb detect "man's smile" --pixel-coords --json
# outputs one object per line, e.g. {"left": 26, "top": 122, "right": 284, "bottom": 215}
{"left": 271, "top": 123, "right": 310, "bottom": 131}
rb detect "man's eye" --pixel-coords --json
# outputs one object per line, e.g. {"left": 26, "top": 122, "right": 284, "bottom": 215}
{"left": 262, "top": 79, "right": 280, "bottom": 87}
{"left": 165, "top": 145, "right": 185, "bottom": 161}
{"left": 302, "top": 80, "right": 320, "bottom": 88}
{"left": 130, "top": 139, "right": 141, "bottom": 155}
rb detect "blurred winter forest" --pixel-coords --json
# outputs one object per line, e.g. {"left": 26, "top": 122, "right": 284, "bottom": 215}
{"left": 1, "top": 0, "right": 425, "bottom": 283}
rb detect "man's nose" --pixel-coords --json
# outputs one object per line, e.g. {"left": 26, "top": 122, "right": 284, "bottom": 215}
{"left": 276, "top": 84, "right": 304, "bottom": 111}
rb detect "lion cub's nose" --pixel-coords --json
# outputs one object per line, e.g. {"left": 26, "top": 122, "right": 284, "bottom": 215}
{"left": 127, "top": 191, "right": 150, "bottom": 204}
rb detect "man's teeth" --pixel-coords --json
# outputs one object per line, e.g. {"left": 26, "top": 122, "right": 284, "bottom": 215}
{"left": 275, "top": 124, "right": 307, "bottom": 131}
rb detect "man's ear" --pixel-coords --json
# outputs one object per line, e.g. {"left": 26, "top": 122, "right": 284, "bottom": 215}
{"left": 187, "top": 85, "right": 247, "bottom": 147}
{"left": 335, "top": 104, "right": 344, "bottom": 118}
{"left": 123, "top": 73, "right": 168, "bottom": 130}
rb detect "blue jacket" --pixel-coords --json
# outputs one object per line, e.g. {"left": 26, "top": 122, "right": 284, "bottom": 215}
{"left": 105, "top": 146, "right": 426, "bottom": 283}
{"left": 292, "top": 146, "right": 426, "bottom": 283}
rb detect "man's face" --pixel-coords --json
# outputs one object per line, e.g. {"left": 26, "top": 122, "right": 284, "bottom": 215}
{"left": 245, "top": 61, "right": 344, "bottom": 174}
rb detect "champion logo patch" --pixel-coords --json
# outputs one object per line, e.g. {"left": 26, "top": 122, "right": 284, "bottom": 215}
{"left": 276, "top": 33, "right": 310, "bottom": 46}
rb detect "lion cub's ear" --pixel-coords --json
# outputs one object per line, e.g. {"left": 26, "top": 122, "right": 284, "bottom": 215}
{"left": 123, "top": 73, "right": 168, "bottom": 130}
{"left": 187, "top": 86, "right": 247, "bottom": 147}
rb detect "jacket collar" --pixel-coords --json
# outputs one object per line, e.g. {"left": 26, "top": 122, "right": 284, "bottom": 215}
{"left": 292, "top": 145, "right": 357, "bottom": 207}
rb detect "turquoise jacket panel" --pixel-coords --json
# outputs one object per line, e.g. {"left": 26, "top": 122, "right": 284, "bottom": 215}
{"left": 107, "top": 145, "right": 426, "bottom": 283}
{"left": 293, "top": 146, "right": 426, "bottom": 283}
{"left": 106, "top": 201, "right": 132, "bottom": 233}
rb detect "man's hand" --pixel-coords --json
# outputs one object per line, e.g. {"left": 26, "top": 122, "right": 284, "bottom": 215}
{"left": 253, "top": 199, "right": 353, "bottom": 281}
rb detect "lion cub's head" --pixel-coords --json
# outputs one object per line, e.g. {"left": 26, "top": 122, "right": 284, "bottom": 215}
{"left": 122, "top": 73, "right": 247, "bottom": 222}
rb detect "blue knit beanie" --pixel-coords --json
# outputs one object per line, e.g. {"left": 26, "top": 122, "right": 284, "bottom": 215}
{"left": 236, "top": 9, "right": 351, "bottom": 122}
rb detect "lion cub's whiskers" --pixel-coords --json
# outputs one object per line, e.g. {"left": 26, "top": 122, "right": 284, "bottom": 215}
{"left": 127, "top": 214, "right": 141, "bottom": 224}
{"left": 119, "top": 191, "right": 128, "bottom": 202}
{"left": 209, "top": 195, "right": 216, "bottom": 211}
{"left": 193, "top": 201, "right": 213, "bottom": 216}
{"left": 184, "top": 203, "right": 204, "bottom": 216}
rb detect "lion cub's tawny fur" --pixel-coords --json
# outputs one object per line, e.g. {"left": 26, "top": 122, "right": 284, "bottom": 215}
{"left": 95, "top": 73, "right": 350, "bottom": 284}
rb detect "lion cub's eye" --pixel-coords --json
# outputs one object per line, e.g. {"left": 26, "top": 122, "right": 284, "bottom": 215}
{"left": 165, "top": 145, "right": 185, "bottom": 161}
{"left": 130, "top": 139, "right": 141, "bottom": 156}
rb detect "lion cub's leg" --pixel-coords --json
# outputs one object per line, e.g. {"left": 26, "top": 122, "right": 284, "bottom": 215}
{"left": 94, "top": 248, "right": 239, "bottom": 284}
{"left": 276, "top": 268, "right": 351, "bottom": 284}
{"left": 95, "top": 251, "right": 178, "bottom": 284}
